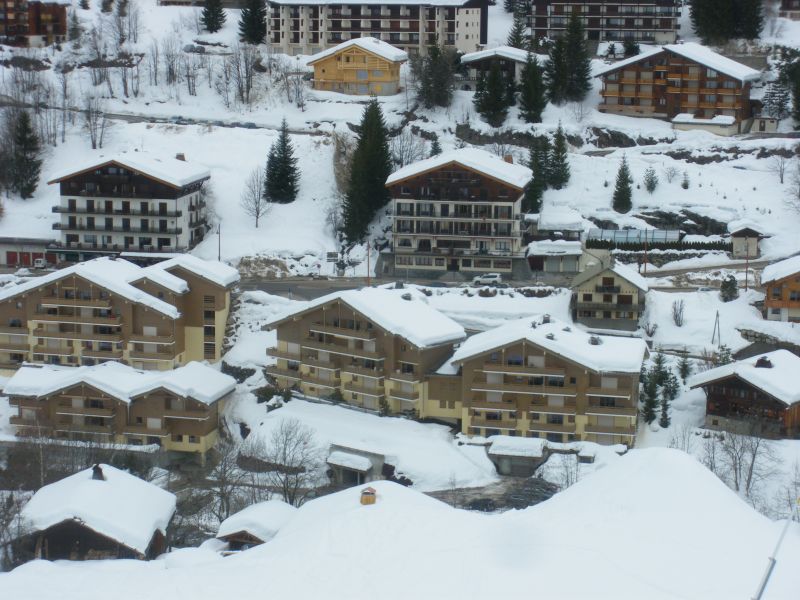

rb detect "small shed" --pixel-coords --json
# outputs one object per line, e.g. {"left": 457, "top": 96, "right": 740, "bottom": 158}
{"left": 671, "top": 113, "right": 739, "bottom": 136}
{"left": 327, "top": 445, "right": 383, "bottom": 487}
{"left": 728, "top": 220, "right": 766, "bottom": 259}
{"left": 216, "top": 500, "right": 297, "bottom": 552}
{"left": 19, "top": 464, "right": 176, "bottom": 561}
{"left": 526, "top": 240, "right": 583, "bottom": 273}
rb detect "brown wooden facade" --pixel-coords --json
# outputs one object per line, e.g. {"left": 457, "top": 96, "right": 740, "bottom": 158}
{"left": 763, "top": 269, "right": 800, "bottom": 323}
{"left": 30, "top": 520, "right": 167, "bottom": 561}
{"left": 0, "top": 0, "right": 66, "bottom": 47}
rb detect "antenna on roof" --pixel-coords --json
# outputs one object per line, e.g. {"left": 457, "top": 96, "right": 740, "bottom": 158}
{"left": 545, "top": 333, "right": 555, "bottom": 340}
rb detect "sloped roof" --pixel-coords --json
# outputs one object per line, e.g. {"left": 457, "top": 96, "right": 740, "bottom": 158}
{"left": 217, "top": 500, "right": 297, "bottom": 544}
{"left": 593, "top": 45, "right": 667, "bottom": 77}
{"left": 308, "top": 37, "right": 408, "bottom": 65}
{"left": 3, "top": 361, "right": 236, "bottom": 405}
{"left": 761, "top": 256, "right": 800, "bottom": 285}
{"left": 446, "top": 315, "right": 648, "bottom": 374}
{"left": 460, "top": 45, "right": 547, "bottom": 65}
{"left": 266, "top": 287, "right": 466, "bottom": 349}
{"left": 571, "top": 260, "right": 649, "bottom": 292}
{"left": 526, "top": 240, "right": 583, "bottom": 256}
{"left": 48, "top": 153, "right": 210, "bottom": 189}
{"left": 687, "top": 350, "right": 800, "bottom": 406}
{"left": 20, "top": 464, "right": 176, "bottom": 555}
{"left": 385, "top": 148, "right": 532, "bottom": 190}
{"left": 155, "top": 254, "right": 241, "bottom": 288}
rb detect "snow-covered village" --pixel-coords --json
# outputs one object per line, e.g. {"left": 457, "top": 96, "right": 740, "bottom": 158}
{"left": 0, "top": 0, "right": 799, "bottom": 597}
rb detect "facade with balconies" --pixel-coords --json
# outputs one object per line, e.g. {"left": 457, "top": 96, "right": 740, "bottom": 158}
{"left": 47, "top": 154, "right": 210, "bottom": 262}
{"left": 571, "top": 260, "right": 649, "bottom": 331}
{"left": 0, "top": 0, "right": 66, "bottom": 47}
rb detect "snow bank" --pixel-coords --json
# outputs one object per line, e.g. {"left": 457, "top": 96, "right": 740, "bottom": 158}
{"left": 216, "top": 501, "right": 297, "bottom": 544}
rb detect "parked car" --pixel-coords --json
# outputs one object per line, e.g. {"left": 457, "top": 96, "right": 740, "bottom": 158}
{"left": 472, "top": 273, "right": 503, "bottom": 286}
{"left": 33, "top": 258, "right": 47, "bottom": 269}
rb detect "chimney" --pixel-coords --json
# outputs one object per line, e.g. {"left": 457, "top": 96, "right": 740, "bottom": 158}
{"left": 503, "top": 154, "right": 513, "bottom": 164}
{"left": 91, "top": 464, "right": 105, "bottom": 481}
{"left": 755, "top": 356, "right": 773, "bottom": 369}
{"left": 175, "top": 153, "right": 186, "bottom": 162}
{"left": 360, "top": 486, "right": 376, "bottom": 505}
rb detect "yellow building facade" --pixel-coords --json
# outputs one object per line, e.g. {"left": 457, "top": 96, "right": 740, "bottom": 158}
{"left": 309, "top": 37, "right": 407, "bottom": 96}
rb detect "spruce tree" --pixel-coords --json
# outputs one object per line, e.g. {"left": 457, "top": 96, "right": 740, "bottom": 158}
{"left": 238, "top": 0, "right": 266, "bottom": 44}
{"left": 525, "top": 136, "right": 549, "bottom": 213}
{"left": 622, "top": 39, "right": 640, "bottom": 58}
{"left": 505, "top": 74, "right": 517, "bottom": 107}
{"left": 681, "top": 171, "right": 690, "bottom": 189}
{"left": 716, "top": 345, "right": 733, "bottom": 365}
{"left": 763, "top": 81, "right": 790, "bottom": 119}
{"left": 343, "top": 99, "right": 392, "bottom": 242}
{"left": 791, "top": 64, "right": 800, "bottom": 128}
{"left": 690, "top": 0, "right": 735, "bottom": 44}
{"left": 415, "top": 44, "right": 455, "bottom": 109}
{"left": 12, "top": 112, "right": 42, "bottom": 199}
{"left": 720, "top": 274, "right": 739, "bottom": 302}
{"left": 643, "top": 166, "right": 658, "bottom": 194}
{"left": 265, "top": 119, "right": 299, "bottom": 204}
{"left": 547, "top": 123, "right": 570, "bottom": 189}
{"left": 519, "top": 53, "right": 547, "bottom": 123}
{"left": 660, "top": 371, "right": 679, "bottom": 428}
{"left": 68, "top": 10, "right": 82, "bottom": 45}
{"left": 430, "top": 138, "right": 442, "bottom": 157}
{"left": 563, "top": 12, "right": 592, "bottom": 103}
{"left": 503, "top": 0, "right": 517, "bottom": 13}
{"left": 678, "top": 350, "right": 692, "bottom": 383}
{"left": 651, "top": 351, "right": 668, "bottom": 387}
{"left": 507, "top": 9, "right": 528, "bottom": 50}
{"left": 201, "top": 0, "right": 226, "bottom": 33}
{"left": 659, "top": 393, "right": 671, "bottom": 428}
{"left": 474, "top": 62, "right": 508, "bottom": 127}
{"left": 612, "top": 155, "right": 633, "bottom": 213}
{"left": 544, "top": 36, "right": 567, "bottom": 105}
{"left": 641, "top": 376, "right": 658, "bottom": 425}
{"left": 79, "top": 0, "right": 89, "bottom": 8}
{"left": 734, "top": 0, "right": 764, "bottom": 40}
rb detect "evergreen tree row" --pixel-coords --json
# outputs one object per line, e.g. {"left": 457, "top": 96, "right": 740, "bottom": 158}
{"left": 524, "top": 123, "right": 570, "bottom": 212}
{"left": 689, "top": 0, "right": 763, "bottom": 44}
{"left": 411, "top": 45, "right": 457, "bottom": 109}
{"left": 544, "top": 13, "right": 591, "bottom": 105}
{"left": 0, "top": 111, "right": 42, "bottom": 200}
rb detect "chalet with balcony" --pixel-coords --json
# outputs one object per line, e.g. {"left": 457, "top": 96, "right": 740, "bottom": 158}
{"left": 5, "top": 361, "right": 236, "bottom": 453}
{"left": 308, "top": 37, "right": 407, "bottom": 95}
{"left": 527, "top": 0, "right": 679, "bottom": 43}
{"left": 264, "top": 287, "right": 466, "bottom": 416}
{"left": 437, "top": 314, "right": 647, "bottom": 446}
{"left": 17, "top": 464, "right": 176, "bottom": 561}
{"left": 688, "top": 350, "right": 800, "bottom": 438}
{"left": 0, "top": 0, "right": 67, "bottom": 47}
{"left": 387, "top": 148, "right": 532, "bottom": 277}
{"left": 596, "top": 42, "right": 761, "bottom": 131}
{"left": 761, "top": 256, "right": 800, "bottom": 323}
{"left": 48, "top": 153, "right": 210, "bottom": 262}
{"left": 266, "top": 0, "right": 488, "bottom": 56}
{"left": 571, "top": 260, "right": 648, "bottom": 331}
{"left": 459, "top": 46, "right": 544, "bottom": 91}
{"left": 0, "top": 255, "right": 238, "bottom": 371}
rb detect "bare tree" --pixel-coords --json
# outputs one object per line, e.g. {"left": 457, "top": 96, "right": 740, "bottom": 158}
{"left": 671, "top": 299, "right": 685, "bottom": 327}
{"left": 325, "top": 194, "right": 344, "bottom": 237}
{"left": 147, "top": 40, "right": 160, "bottom": 86}
{"left": 56, "top": 67, "right": 71, "bottom": 143}
{"left": 259, "top": 418, "right": 324, "bottom": 507}
{"left": 182, "top": 54, "right": 201, "bottom": 97}
{"left": 83, "top": 94, "right": 108, "bottom": 149}
{"left": 229, "top": 43, "right": 259, "bottom": 107}
{"left": 208, "top": 438, "right": 249, "bottom": 522}
{"left": 770, "top": 154, "right": 788, "bottom": 184}
{"left": 663, "top": 166, "right": 679, "bottom": 183}
{"left": 390, "top": 129, "right": 426, "bottom": 168}
{"left": 161, "top": 37, "right": 179, "bottom": 86}
{"left": 489, "top": 141, "right": 513, "bottom": 160}
{"left": 240, "top": 167, "right": 270, "bottom": 228}
{"left": 785, "top": 161, "right": 800, "bottom": 213}
{"left": 668, "top": 423, "right": 696, "bottom": 455}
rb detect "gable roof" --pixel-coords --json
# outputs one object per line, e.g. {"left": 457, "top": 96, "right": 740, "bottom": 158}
{"left": 20, "top": 464, "right": 176, "bottom": 555}
{"left": 308, "top": 37, "right": 408, "bottom": 65}
{"left": 460, "top": 45, "right": 547, "bottom": 66}
{"left": 571, "top": 260, "right": 649, "bottom": 292}
{"left": 446, "top": 315, "right": 647, "bottom": 374}
{"left": 266, "top": 287, "right": 466, "bottom": 349}
{"left": 3, "top": 361, "right": 236, "bottom": 405}
{"left": 594, "top": 43, "right": 760, "bottom": 83}
{"left": 217, "top": 500, "right": 298, "bottom": 544}
{"left": 48, "top": 153, "right": 210, "bottom": 189}
{"left": 687, "top": 350, "right": 800, "bottom": 406}
{"left": 385, "top": 148, "right": 532, "bottom": 190}
{"left": 155, "top": 254, "right": 241, "bottom": 288}
{"left": 760, "top": 256, "right": 800, "bottom": 285}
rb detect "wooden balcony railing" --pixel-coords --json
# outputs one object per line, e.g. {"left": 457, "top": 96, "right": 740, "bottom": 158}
{"left": 584, "top": 423, "right": 636, "bottom": 436}
{"left": 309, "top": 322, "right": 376, "bottom": 341}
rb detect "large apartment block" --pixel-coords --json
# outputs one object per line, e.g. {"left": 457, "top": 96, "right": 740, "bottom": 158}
{"left": 5, "top": 361, "right": 236, "bottom": 455}
{"left": 48, "top": 154, "right": 211, "bottom": 262}
{"left": 0, "top": 255, "right": 239, "bottom": 372}
{"left": 528, "top": 0, "right": 679, "bottom": 42}
{"left": 387, "top": 148, "right": 532, "bottom": 277}
{"left": 0, "top": 0, "right": 67, "bottom": 47}
{"left": 265, "top": 288, "right": 466, "bottom": 415}
{"left": 596, "top": 43, "right": 760, "bottom": 128}
{"left": 266, "top": 0, "right": 488, "bottom": 56}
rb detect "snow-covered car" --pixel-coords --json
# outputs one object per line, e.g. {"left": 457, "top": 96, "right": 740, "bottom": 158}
{"left": 472, "top": 273, "right": 503, "bottom": 286}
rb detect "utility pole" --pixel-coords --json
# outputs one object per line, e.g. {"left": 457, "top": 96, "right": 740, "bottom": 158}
{"left": 643, "top": 231, "right": 648, "bottom": 275}
{"left": 366, "top": 239, "right": 371, "bottom": 287}
{"left": 711, "top": 310, "right": 721, "bottom": 348}
{"left": 745, "top": 236, "right": 750, "bottom": 292}
{"left": 751, "top": 498, "right": 799, "bottom": 600}
{"left": 217, "top": 224, "right": 221, "bottom": 262}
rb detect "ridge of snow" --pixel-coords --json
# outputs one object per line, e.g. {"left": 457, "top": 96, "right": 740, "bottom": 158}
{"left": 48, "top": 152, "right": 210, "bottom": 188}
{"left": 460, "top": 45, "right": 546, "bottom": 65}
{"left": 308, "top": 37, "right": 408, "bottom": 64}
{"left": 761, "top": 255, "right": 800, "bottom": 285}
{"left": 216, "top": 501, "right": 298, "bottom": 544}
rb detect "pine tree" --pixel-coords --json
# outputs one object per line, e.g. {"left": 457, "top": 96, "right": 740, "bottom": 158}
{"left": 562, "top": 12, "right": 592, "bottom": 103}
{"left": 264, "top": 119, "right": 299, "bottom": 204}
{"left": 505, "top": 74, "right": 517, "bottom": 107}
{"left": 238, "top": 0, "right": 266, "bottom": 44}
{"left": 547, "top": 123, "right": 570, "bottom": 189}
{"left": 734, "top": 0, "right": 764, "bottom": 40}
{"left": 79, "top": 0, "right": 89, "bottom": 8}
{"left": 678, "top": 350, "right": 692, "bottom": 383}
{"left": 343, "top": 99, "right": 392, "bottom": 242}
{"left": 641, "top": 376, "right": 658, "bottom": 425}
{"left": 12, "top": 112, "right": 42, "bottom": 199}
{"left": 622, "top": 39, "right": 640, "bottom": 58}
{"left": 763, "top": 81, "right": 790, "bottom": 120}
{"left": 643, "top": 166, "right": 658, "bottom": 194}
{"left": 68, "top": 9, "right": 83, "bottom": 45}
{"left": 791, "top": 64, "right": 800, "bottom": 129}
{"left": 612, "top": 155, "right": 633, "bottom": 213}
{"left": 720, "top": 274, "right": 739, "bottom": 302}
{"left": 503, "top": 0, "right": 518, "bottom": 13}
{"left": 430, "top": 138, "right": 442, "bottom": 157}
{"left": 414, "top": 44, "right": 455, "bottom": 109}
{"left": 506, "top": 9, "right": 528, "bottom": 50}
{"left": 474, "top": 61, "right": 508, "bottom": 127}
{"left": 659, "top": 393, "right": 671, "bottom": 428}
{"left": 544, "top": 36, "right": 567, "bottom": 105}
{"left": 525, "top": 136, "right": 549, "bottom": 213}
{"left": 651, "top": 351, "right": 668, "bottom": 387}
{"left": 716, "top": 345, "right": 733, "bottom": 365}
{"left": 681, "top": 171, "right": 690, "bottom": 189}
{"left": 519, "top": 53, "right": 547, "bottom": 123}
{"left": 201, "top": 0, "right": 226, "bottom": 33}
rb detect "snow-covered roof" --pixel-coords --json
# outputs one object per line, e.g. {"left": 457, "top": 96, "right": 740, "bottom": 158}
{"left": 386, "top": 148, "right": 532, "bottom": 190}
{"left": 20, "top": 464, "right": 176, "bottom": 555}
{"left": 571, "top": 260, "right": 649, "bottom": 292}
{"left": 48, "top": 152, "right": 211, "bottom": 189}
{"left": 154, "top": 254, "right": 241, "bottom": 288}
{"left": 526, "top": 240, "right": 583, "bottom": 256}
{"left": 3, "top": 361, "right": 236, "bottom": 405}
{"left": 761, "top": 256, "right": 800, "bottom": 285}
{"left": 593, "top": 45, "right": 666, "bottom": 77}
{"left": 217, "top": 500, "right": 297, "bottom": 544}
{"left": 460, "top": 46, "right": 546, "bottom": 65}
{"left": 327, "top": 450, "right": 373, "bottom": 472}
{"left": 447, "top": 315, "right": 648, "bottom": 374}
{"left": 268, "top": 0, "right": 472, "bottom": 4}
{"left": 536, "top": 205, "right": 584, "bottom": 231}
{"left": 672, "top": 113, "right": 736, "bottom": 126}
{"left": 308, "top": 37, "right": 407, "bottom": 64}
{"left": 267, "top": 287, "right": 466, "bottom": 349}
{"left": 687, "top": 350, "right": 800, "bottom": 406}
{"left": 727, "top": 219, "right": 765, "bottom": 236}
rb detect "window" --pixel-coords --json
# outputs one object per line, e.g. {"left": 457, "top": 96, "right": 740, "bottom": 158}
{"left": 189, "top": 435, "right": 200, "bottom": 444}
{"left": 582, "top": 293, "right": 592, "bottom": 302}
{"left": 172, "top": 434, "right": 183, "bottom": 442}
{"left": 530, "top": 412, "right": 540, "bottom": 421}
{"left": 204, "top": 310, "right": 215, "bottom": 320}
{"left": 204, "top": 326, "right": 215, "bottom": 337}
{"left": 547, "top": 414, "right": 564, "bottom": 425}
{"left": 204, "top": 342, "right": 216, "bottom": 359}
{"left": 203, "top": 295, "right": 215, "bottom": 305}
{"left": 706, "top": 68, "right": 717, "bottom": 78}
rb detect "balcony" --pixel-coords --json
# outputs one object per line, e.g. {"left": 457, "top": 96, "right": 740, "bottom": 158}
{"left": 470, "top": 416, "right": 517, "bottom": 430}
{"left": 10, "top": 415, "right": 48, "bottom": 428}
{"left": 81, "top": 348, "right": 124, "bottom": 359}
{"left": 527, "top": 422, "right": 576, "bottom": 434}
{"left": 389, "top": 371, "right": 419, "bottom": 384}
{"left": 595, "top": 285, "right": 621, "bottom": 293}
{"left": 344, "top": 381, "right": 385, "bottom": 397}
{"left": 53, "top": 223, "right": 183, "bottom": 235}
{"left": 128, "top": 350, "right": 176, "bottom": 361}
{"left": 586, "top": 386, "right": 632, "bottom": 399}
{"left": 575, "top": 302, "right": 642, "bottom": 312}
{"left": 122, "top": 424, "right": 169, "bottom": 437}
{"left": 128, "top": 333, "right": 175, "bottom": 344}
{"left": 40, "top": 297, "right": 112, "bottom": 309}
{"left": 301, "top": 354, "right": 340, "bottom": 371}
{"left": 54, "top": 422, "right": 114, "bottom": 435}
{"left": 266, "top": 347, "right": 301, "bottom": 361}
{"left": 33, "top": 329, "right": 122, "bottom": 343}
{"left": 52, "top": 206, "right": 183, "bottom": 218}
{"left": 388, "top": 387, "right": 420, "bottom": 402}
{"left": 586, "top": 404, "right": 638, "bottom": 417}
{"left": 0, "top": 326, "right": 27, "bottom": 335}
{"left": 482, "top": 362, "right": 565, "bottom": 376}
{"left": 471, "top": 377, "right": 575, "bottom": 397}
{"left": 33, "top": 313, "right": 122, "bottom": 326}
{"left": 301, "top": 339, "right": 383, "bottom": 361}
{"left": 528, "top": 399, "right": 577, "bottom": 415}
{"left": 585, "top": 423, "right": 636, "bottom": 437}
{"left": 265, "top": 366, "right": 303, "bottom": 381}
{"left": 55, "top": 405, "right": 115, "bottom": 417}
{"left": 470, "top": 399, "right": 518, "bottom": 411}
{"left": 303, "top": 374, "right": 339, "bottom": 389}
{"left": 0, "top": 341, "right": 28, "bottom": 352}
{"left": 164, "top": 408, "right": 209, "bottom": 420}
{"left": 341, "top": 364, "right": 384, "bottom": 379}
{"left": 33, "top": 345, "right": 73, "bottom": 356}
{"left": 309, "top": 322, "right": 376, "bottom": 341}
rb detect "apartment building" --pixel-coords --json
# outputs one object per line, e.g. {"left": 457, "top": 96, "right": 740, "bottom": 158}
{"left": 596, "top": 43, "right": 761, "bottom": 129}
{"left": 527, "top": 0, "right": 679, "bottom": 42}
{"left": 387, "top": 148, "right": 532, "bottom": 277}
{"left": 571, "top": 261, "right": 648, "bottom": 331}
{"left": 265, "top": 287, "right": 466, "bottom": 415}
{"left": 761, "top": 256, "right": 800, "bottom": 322}
{"left": 266, "top": 0, "right": 488, "bottom": 56}
{"left": 436, "top": 315, "right": 647, "bottom": 446}
{"left": 48, "top": 153, "right": 211, "bottom": 262}
{"left": 0, "top": 0, "right": 67, "bottom": 47}
{"left": 0, "top": 254, "right": 239, "bottom": 372}
{"left": 779, "top": 0, "right": 800, "bottom": 20}
{"left": 5, "top": 361, "right": 236, "bottom": 454}
{"left": 308, "top": 37, "right": 407, "bottom": 95}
